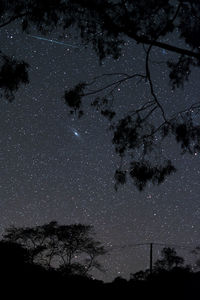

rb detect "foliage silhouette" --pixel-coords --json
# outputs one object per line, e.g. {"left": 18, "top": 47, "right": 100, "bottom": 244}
{"left": 1, "top": 1, "right": 200, "bottom": 189}
{"left": 191, "top": 246, "right": 200, "bottom": 270}
{"left": 3, "top": 221, "right": 106, "bottom": 277}
{"left": 129, "top": 247, "right": 199, "bottom": 300}
{"left": 130, "top": 269, "right": 150, "bottom": 281}
{"left": 153, "top": 247, "right": 184, "bottom": 272}
{"left": 0, "top": 54, "right": 29, "bottom": 101}
{"left": 0, "top": 240, "right": 200, "bottom": 299}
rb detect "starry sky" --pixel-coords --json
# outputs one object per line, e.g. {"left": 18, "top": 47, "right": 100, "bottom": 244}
{"left": 0, "top": 19, "right": 200, "bottom": 282}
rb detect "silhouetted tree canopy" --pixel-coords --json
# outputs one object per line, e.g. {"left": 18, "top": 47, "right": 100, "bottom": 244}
{"left": 3, "top": 221, "right": 106, "bottom": 277}
{"left": 0, "top": 239, "right": 200, "bottom": 299}
{"left": 1, "top": 0, "right": 200, "bottom": 190}
{"left": 130, "top": 269, "right": 150, "bottom": 281}
{"left": 153, "top": 247, "right": 184, "bottom": 272}
{"left": 0, "top": 53, "right": 29, "bottom": 101}
{"left": 191, "top": 246, "right": 200, "bottom": 269}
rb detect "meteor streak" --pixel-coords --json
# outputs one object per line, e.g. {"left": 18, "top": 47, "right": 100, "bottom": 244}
{"left": 30, "top": 35, "right": 79, "bottom": 48}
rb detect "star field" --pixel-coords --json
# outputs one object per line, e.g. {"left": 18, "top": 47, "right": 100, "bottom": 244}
{"left": 0, "top": 21, "right": 200, "bottom": 282}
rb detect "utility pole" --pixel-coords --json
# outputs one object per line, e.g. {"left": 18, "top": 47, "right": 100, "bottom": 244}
{"left": 150, "top": 243, "right": 153, "bottom": 274}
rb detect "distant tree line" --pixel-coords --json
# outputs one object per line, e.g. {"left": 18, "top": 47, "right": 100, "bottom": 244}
{"left": 1, "top": 221, "right": 200, "bottom": 299}
{"left": 2, "top": 221, "right": 106, "bottom": 277}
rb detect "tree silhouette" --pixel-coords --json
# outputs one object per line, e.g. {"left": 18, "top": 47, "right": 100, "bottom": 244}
{"left": 191, "top": 246, "right": 200, "bottom": 270}
{"left": 3, "top": 221, "right": 106, "bottom": 277}
{"left": 1, "top": 1, "right": 200, "bottom": 189}
{"left": 153, "top": 247, "right": 184, "bottom": 272}
{"left": 0, "top": 240, "right": 30, "bottom": 269}
{"left": 130, "top": 269, "right": 150, "bottom": 281}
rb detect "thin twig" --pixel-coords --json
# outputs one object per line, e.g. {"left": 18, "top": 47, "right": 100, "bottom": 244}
{"left": 83, "top": 73, "right": 146, "bottom": 97}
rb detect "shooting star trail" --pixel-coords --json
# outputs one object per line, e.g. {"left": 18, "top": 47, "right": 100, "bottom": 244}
{"left": 29, "top": 35, "right": 79, "bottom": 49}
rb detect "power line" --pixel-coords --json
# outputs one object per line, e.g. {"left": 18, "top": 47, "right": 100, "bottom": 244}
{"left": 107, "top": 241, "right": 197, "bottom": 251}
{"left": 106, "top": 241, "right": 198, "bottom": 274}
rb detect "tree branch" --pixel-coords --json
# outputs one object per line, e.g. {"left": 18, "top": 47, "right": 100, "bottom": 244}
{"left": 133, "top": 34, "right": 200, "bottom": 60}
{"left": 145, "top": 45, "right": 168, "bottom": 123}
{"left": 83, "top": 73, "right": 146, "bottom": 97}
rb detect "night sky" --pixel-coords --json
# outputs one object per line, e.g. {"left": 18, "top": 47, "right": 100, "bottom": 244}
{"left": 1, "top": 20, "right": 200, "bottom": 282}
